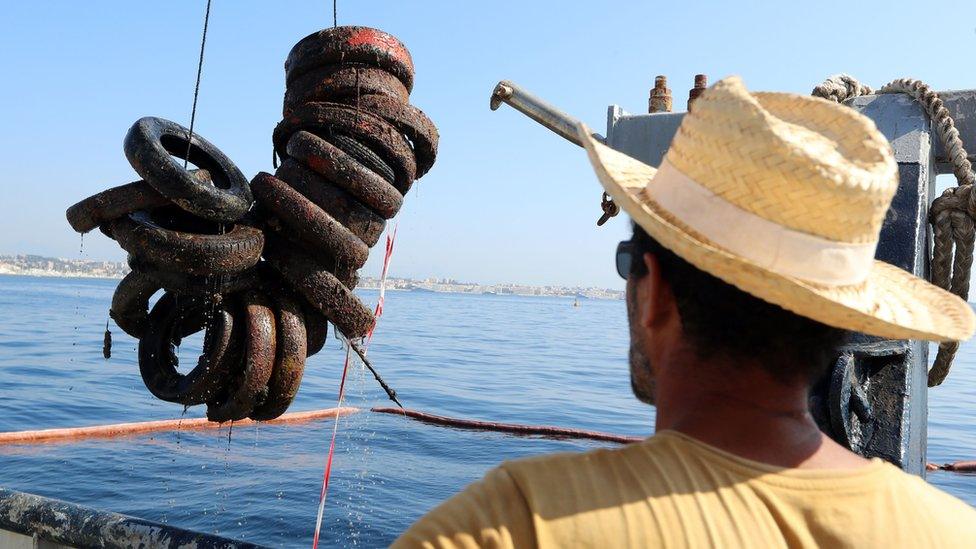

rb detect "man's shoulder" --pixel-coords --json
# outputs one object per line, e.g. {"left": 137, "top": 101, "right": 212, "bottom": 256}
{"left": 496, "top": 433, "right": 683, "bottom": 505}
{"left": 882, "top": 465, "right": 976, "bottom": 520}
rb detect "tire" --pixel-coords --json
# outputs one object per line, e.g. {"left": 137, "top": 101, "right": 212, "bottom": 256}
{"left": 285, "top": 131, "right": 402, "bottom": 219}
{"left": 110, "top": 271, "right": 162, "bottom": 338}
{"left": 249, "top": 293, "right": 308, "bottom": 421}
{"left": 273, "top": 102, "right": 416, "bottom": 194}
{"left": 127, "top": 254, "right": 262, "bottom": 296}
{"left": 303, "top": 305, "right": 329, "bottom": 357}
{"left": 207, "top": 291, "right": 277, "bottom": 422}
{"left": 66, "top": 178, "right": 172, "bottom": 234}
{"left": 284, "top": 26, "right": 414, "bottom": 92}
{"left": 111, "top": 209, "right": 264, "bottom": 276}
{"left": 336, "top": 94, "right": 438, "bottom": 178}
{"left": 275, "top": 159, "right": 386, "bottom": 246}
{"left": 138, "top": 292, "right": 241, "bottom": 405}
{"left": 124, "top": 116, "right": 253, "bottom": 223}
{"left": 265, "top": 244, "right": 374, "bottom": 339}
{"left": 262, "top": 230, "right": 359, "bottom": 290}
{"left": 251, "top": 172, "right": 368, "bottom": 269}
{"left": 283, "top": 64, "right": 409, "bottom": 117}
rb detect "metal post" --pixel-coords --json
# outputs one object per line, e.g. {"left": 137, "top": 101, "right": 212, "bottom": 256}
{"left": 489, "top": 81, "right": 604, "bottom": 146}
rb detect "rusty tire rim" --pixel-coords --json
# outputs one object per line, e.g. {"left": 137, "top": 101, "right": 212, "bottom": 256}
{"left": 272, "top": 102, "right": 416, "bottom": 194}
{"left": 286, "top": 131, "right": 403, "bottom": 219}
{"left": 206, "top": 290, "right": 277, "bottom": 422}
{"left": 303, "top": 304, "right": 330, "bottom": 357}
{"left": 66, "top": 176, "right": 188, "bottom": 234}
{"left": 336, "top": 94, "right": 438, "bottom": 178}
{"left": 249, "top": 292, "right": 308, "bottom": 420}
{"left": 284, "top": 26, "right": 414, "bottom": 92}
{"left": 138, "top": 292, "right": 240, "bottom": 406}
{"left": 251, "top": 172, "right": 368, "bottom": 269}
{"left": 110, "top": 209, "right": 264, "bottom": 277}
{"left": 283, "top": 65, "right": 409, "bottom": 117}
{"left": 124, "top": 117, "right": 253, "bottom": 223}
{"left": 275, "top": 159, "right": 386, "bottom": 246}
{"left": 264, "top": 245, "right": 374, "bottom": 339}
{"left": 110, "top": 271, "right": 162, "bottom": 338}
{"left": 126, "top": 254, "right": 262, "bottom": 296}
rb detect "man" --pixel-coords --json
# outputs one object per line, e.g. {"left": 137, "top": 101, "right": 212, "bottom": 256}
{"left": 394, "top": 77, "right": 976, "bottom": 547}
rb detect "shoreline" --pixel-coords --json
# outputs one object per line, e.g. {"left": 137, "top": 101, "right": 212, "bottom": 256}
{"left": 0, "top": 271, "right": 624, "bottom": 301}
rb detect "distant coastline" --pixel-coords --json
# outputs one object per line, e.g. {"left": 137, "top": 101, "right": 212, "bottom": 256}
{"left": 0, "top": 254, "right": 624, "bottom": 300}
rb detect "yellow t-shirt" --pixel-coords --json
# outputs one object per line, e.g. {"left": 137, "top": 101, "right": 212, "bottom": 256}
{"left": 393, "top": 430, "right": 976, "bottom": 548}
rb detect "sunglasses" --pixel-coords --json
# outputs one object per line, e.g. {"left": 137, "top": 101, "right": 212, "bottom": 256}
{"left": 616, "top": 240, "right": 633, "bottom": 279}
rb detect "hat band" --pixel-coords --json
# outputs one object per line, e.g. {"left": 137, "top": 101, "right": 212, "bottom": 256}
{"left": 647, "top": 160, "right": 877, "bottom": 286}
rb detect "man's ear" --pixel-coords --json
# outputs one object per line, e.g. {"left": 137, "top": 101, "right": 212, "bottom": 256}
{"left": 638, "top": 252, "right": 674, "bottom": 330}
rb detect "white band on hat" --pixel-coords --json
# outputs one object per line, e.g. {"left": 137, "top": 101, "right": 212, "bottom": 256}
{"left": 647, "top": 160, "right": 877, "bottom": 286}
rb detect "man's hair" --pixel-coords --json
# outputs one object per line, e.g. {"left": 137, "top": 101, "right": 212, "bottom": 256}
{"left": 630, "top": 224, "right": 847, "bottom": 384}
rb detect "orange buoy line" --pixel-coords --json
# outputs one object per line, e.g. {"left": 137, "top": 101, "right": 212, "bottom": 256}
{"left": 372, "top": 407, "right": 645, "bottom": 444}
{"left": 0, "top": 407, "right": 360, "bottom": 445}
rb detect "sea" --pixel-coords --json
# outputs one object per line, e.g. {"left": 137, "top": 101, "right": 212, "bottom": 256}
{"left": 0, "top": 274, "right": 974, "bottom": 547}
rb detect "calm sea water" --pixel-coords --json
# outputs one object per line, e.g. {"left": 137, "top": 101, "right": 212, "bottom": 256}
{"left": 0, "top": 274, "right": 974, "bottom": 547}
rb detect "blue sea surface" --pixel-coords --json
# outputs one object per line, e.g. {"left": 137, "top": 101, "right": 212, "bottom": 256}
{"left": 0, "top": 274, "right": 974, "bottom": 547}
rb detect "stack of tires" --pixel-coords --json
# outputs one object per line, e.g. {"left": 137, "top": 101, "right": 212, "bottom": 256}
{"left": 256, "top": 25, "right": 437, "bottom": 339}
{"left": 65, "top": 26, "right": 437, "bottom": 422}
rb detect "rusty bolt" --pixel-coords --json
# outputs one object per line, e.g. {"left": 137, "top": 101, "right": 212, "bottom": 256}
{"left": 649, "top": 75, "right": 672, "bottom": 113}
{"left": 688, "top": 74, "right": 707, "bottom": 110}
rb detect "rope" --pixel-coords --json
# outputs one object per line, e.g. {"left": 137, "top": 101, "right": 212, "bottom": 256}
{"left": 813, "top": 75, "right": 976, "bottom": 386}
{"left": 183, "top": 0, "right": 213, "bottom": 168}
{"left": 311, "top": 227, "right": 398, "bottom": 547}
{"left": 311, "top": 347, "right": 352, "bottom": 549}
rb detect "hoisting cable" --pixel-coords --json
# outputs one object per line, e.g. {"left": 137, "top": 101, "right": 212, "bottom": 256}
{"left": 812, "top": 75, "right": 976, "bottom": 386}
{"left": 183, "top": 0, "right": 213, "bottom": 168}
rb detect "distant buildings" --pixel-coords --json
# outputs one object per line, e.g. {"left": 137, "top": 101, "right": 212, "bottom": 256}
{"left": 0, "top": 255, "right": 623, "bottom": 300}
{"left": 0, "top": 254, "right": 129, "bottom": 279}
{"left": 359, "top": 276, "right": 623, "bottom": 300}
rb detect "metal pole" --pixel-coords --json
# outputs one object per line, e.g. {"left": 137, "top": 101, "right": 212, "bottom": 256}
{"left": 490, "top": 80, "right": 604, "bottom": 147}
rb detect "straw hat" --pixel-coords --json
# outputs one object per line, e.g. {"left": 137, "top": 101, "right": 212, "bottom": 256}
{"left": 582, "top": 76, "right": 974, "bottom": 342}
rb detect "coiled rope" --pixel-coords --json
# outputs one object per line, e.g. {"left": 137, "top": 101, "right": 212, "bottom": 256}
{"left": 812, "top": 75, "right": 976, "bottom": 386}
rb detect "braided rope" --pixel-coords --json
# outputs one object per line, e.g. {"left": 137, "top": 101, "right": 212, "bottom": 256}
{"left": 813, "top": 75, "right": 976, "bottom": 386}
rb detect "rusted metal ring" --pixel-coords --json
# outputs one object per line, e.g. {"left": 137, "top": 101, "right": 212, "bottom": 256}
{"left": 284, "top": 26, "right": 414, "bottom": 92}
{"left": 272, "top": 102, "right": 416, "bottom": 194}
{"left": 249, "top": 292, "right": 308, "bottom": 421}
{"left": 206, "top": 291, "right": 277, "bottom": 422}
{"left": 275, "top": 159, "right": 387, "bottom": 246}
{"left": 286, "top": 131, "right": 403, "bottom": 219}
{"left": 138, "top": 292, "right": 241, "bottom": 406}
{"left": 337, "top": 94, "right": 438, "bottom": 178}
{"left": 110, "top": 271, "right": 162, "bottom": 338}
{"left": 264, "top": 244, "right": 374, "bottom": 339}
{"left": 110, "top": 209, "right": 264, "bottom": 277}
{"left": 283, "top": 65, "right": 409, "bottom": 117}
{"left": 251, "top": 172, "right": 368, "bottom": 269}
{"left": 124, "top": 117, "right": 253, "bottom": 223}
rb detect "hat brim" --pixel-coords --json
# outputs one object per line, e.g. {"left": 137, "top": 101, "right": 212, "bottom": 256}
{"left": 580, "top": 123, "right": 975, "bottom": 342}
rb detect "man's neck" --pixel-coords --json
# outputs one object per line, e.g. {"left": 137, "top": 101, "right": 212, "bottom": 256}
{"left": 653, "top": 357, "right": 869, "bottom": 470}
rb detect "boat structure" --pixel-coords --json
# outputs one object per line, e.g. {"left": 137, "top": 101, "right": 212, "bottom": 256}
{"left": 490, "top": 75, "right": 976, "bottom": 475}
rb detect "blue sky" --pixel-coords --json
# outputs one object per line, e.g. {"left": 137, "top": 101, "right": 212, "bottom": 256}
{"left": 0, "top": 0, "right": 972, "bottom": 288}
